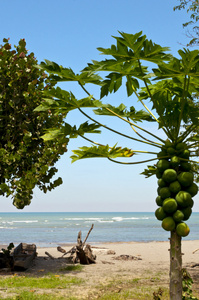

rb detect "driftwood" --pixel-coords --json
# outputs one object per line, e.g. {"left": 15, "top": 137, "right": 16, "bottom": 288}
{"left": 193, "top": 248, "right": 199, "bottom": 254}
{"left": 0, "top": 243, "right": 36, "bottom": 271}
{"left": 57, "top": 224, "right": 96, "bottom": 265}
{"left": 57, "top": 246, "right": 66, "bottom": 254}
{"left": 191, "top": 263, "right": 199, "bottom": 268}
{"left": 45, "top": 251, "right": 55, "bottom": 260}
{"left": 13, "top": 243, "right": 37, "bottom": 270}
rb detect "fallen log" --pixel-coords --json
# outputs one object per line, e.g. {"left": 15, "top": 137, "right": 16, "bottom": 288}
{"left": 12, "top": 243, "right": 37, "bottom": 270}
{"left": 45, "top": 251, "right": 54, "bottom": 260}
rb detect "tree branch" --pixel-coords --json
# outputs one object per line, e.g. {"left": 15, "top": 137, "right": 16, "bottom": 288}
{"left": 137, "top": 59, "right": 173, "bottom": 141}
{"left": 79, "top": 134, "right": 159, "bottom": 155}
{"left": 77, "top": 107, "right": 162, "bottom": 149}
{"left": 79, "top": 82, "right": 164, "bottom": 144}
{"left": 107, "top": 156, "right": 159, "bottom": 165}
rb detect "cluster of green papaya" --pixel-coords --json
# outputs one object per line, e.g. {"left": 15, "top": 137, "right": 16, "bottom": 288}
{"left": 155, "top": 140, "right": 198, "bottom": 237}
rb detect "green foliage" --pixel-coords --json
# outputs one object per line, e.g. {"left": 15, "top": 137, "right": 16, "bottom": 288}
{"left": 0, "top": 39, "right": 68, "bottom": 208}
{"left": 71, "top": 144, "right": 135, "bottom": 163}
{"left": 182, "top": 268, "right": 198, "bottom": 299}
{"left": 36, "top": 30, "right": 199, "bottom": 300}
{"left": 59, "top": 264, "right": 84, "bottom": 272}
{"left": 0, "top": 274, "right": 82, "bottom": 288}
{"left": 1, "top": 242, "right": 14, "bottom": 257}
{"left": 141, "top": 165, "right": 157, "bottom": 178}
{"left": 174, "top": 1, "right": 199, "bottom": 46}
{"left": 38, "top": 31, "right": 199, "bottom": 168}
{"left": 153, "top": 287, "right": 163, "bottom": 300}
{"left": 94, "top": 103, "right": 155, "bottom": 122}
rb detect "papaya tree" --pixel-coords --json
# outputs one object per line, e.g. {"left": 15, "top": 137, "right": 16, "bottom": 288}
{"left": 36, "top": 32, "right": 199, "bottom": 299}
{"left": 0, "top": 38, "right": 69, "bottom": 209}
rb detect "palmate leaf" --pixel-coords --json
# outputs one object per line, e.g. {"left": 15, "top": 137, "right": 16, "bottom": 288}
{"left": 70, "top": 122, "right": 101, "bottom": 138}
{"left": 97, "top": 31, "right": 144, "bottom": 58}
{"left": 82, "top": 32, "right": 170, "bottom": 98}
{"left": 153, "top": 49, "right": 199, "bottom": 80}
{"left": 94, "top": 103, "right": 155, "bottom": 122}
{"left": 42, "top": 122, "right": 101, "bottom": 141}
{"left": 183, "top": 102, "right": 199, "bottom": 126}
{"left": 97, "top": 31, "right": 170, "bottom": 63}
{"left": 99, "top": 66, "right": 147, "bottom": 98}
{"left": 71, "top": 144, "right": 135, "bottom": 163}
{"left": 139, "top": 78, "right": 198, "bottom": 133}
{"left": 39, "top": 60, "right": 103, "bottom": 85}
{"left": 141, "top": 165, "right": 157, "bottom": 178}
{"left": 84, "top": 58, "right": 148, "bottom": 76}
{"left": 187, "top": 134, "right": 199, "bottom": 142}
{"left": 35, "top": 87, "right": 103, "bottom": 114}
{"left": 100, "top": 72, "right": 123, "bottom": 98}
{"left": 178, "top": 49, "right": 199, "bottom": 73}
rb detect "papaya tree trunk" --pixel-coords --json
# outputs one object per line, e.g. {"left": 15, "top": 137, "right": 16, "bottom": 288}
{"left": 170, "top": 231, "right": 182, "bottom": 299}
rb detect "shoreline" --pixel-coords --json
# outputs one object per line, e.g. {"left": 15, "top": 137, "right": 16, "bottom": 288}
{"left": 2, "top": 239, "right": 199, "bottom": 249}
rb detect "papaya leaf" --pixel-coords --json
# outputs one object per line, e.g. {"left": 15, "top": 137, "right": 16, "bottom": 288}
{"left": 39, "top": 60, "right": 102, "bottom": 85}
{"left": 100, "top": 73, "right": 123, "bottom": 98}
{"left": 141, "top": 165, "right": 157, "bottom": 178}
{"left": 138, "top": 77, "right": 198, "bottom": 135}
{"left": 153, "top": 49, "right": 199, "bottom": 80}
{"left": 187, "top": 134, "right": 199, "bottom": 142}
{"left": 70, "top": 122, "right": 101, "bottom": 138}
{"left": 37, "top": 87, "right": 103, "bottom": 114}
{"left": 126, "top": 76, "right": 139, "bottom": 96}
{"left": 71, "top": 144, "right": 135, "bottom": 163}
{"left": 98, "top": 31, "right": 170, "bottom": 63}
{"left": 94, "top": 103, "right": 154, "bottom": 122}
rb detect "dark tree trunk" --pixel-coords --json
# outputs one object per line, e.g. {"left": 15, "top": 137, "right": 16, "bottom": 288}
{"left": 170, "top": 231, "right": 182, "bottom": 300}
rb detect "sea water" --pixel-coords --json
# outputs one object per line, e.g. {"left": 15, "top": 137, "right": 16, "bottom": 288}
{"left": 0, "top": 212, "right": 198, "bottom": 247}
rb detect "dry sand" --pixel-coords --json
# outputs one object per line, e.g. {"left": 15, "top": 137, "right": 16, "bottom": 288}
{"left": 15, "top": 240, "right": 199, "bottom": 282}
{"left": 1, "top": 241, "right": 199, "bottom": 299}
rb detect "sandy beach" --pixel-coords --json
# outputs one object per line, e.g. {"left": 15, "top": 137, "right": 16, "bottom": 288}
{"left": 33, "top": 241, "right": 173, "bottom": 278}
{"left": 1, "top": 240, "right": 199, "bottom": 299}
{"left": 34, "top": 240, "right": 199, "bottom": 274}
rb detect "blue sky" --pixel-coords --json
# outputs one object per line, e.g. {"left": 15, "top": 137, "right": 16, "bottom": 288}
{"left": 1, "top": 0, "right": 199, "bottom": 212}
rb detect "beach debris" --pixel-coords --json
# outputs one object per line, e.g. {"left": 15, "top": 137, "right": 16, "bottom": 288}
{"left": 45, "top": 251, "right": 55, "bottom": 260}
{"left": 107, "top": 250, "right": 116, "bottom": 255}
{"left": 0, "top": 243, "right": 37, "bottom": 271}
{"left": 190, "top": 263, "right": 199, "bottom": 268}
{"left": 101, "top": 260, "right": 115, "bottom": 264}
{"left": 57, "top": 246, "right": 66, "bottom": 254}
{"left": 91, "top": 247, "right": 116, "bottom": 255}
{"left": 113, "top": 254, "right": 142, "bottom": 261}
{"left": 192, "top": 248, "right": 199, "bottom": 254}
{"left": 57, "top": 224, "right": 96, "bottom": 265}
{"left": 13, "top": 243, "right": 37, "bottom": 270}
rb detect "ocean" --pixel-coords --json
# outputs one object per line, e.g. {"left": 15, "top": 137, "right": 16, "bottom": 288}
{"left": 0, "top": 212, "right": 198, "bottom": 247}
